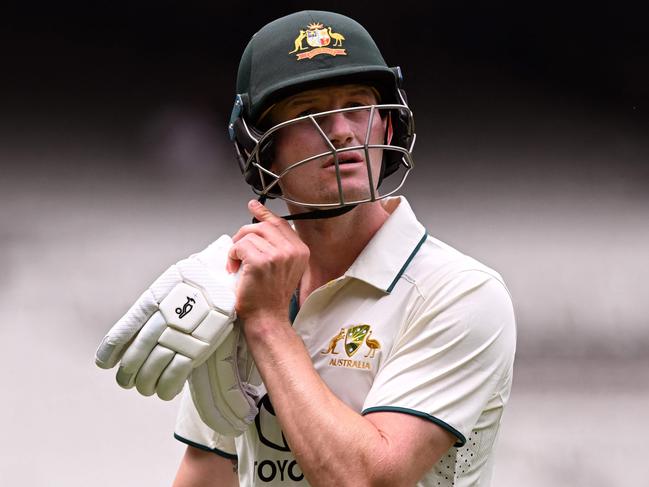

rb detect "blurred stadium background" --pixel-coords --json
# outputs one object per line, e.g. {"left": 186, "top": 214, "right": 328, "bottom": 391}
{"left": 1, "top": 2, "right": 647, "bottom": 485}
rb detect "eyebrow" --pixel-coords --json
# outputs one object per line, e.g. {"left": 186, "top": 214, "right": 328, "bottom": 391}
{"left": 286, "top": 97, "right": 317, "bottom": 108}
{"left": 287, "top": 87, "right": 376, "bottom": 108}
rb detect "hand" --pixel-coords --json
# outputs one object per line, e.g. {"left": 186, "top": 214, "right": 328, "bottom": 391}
{"left": 227, "top": 200, "right": 310, "bottom": 323}
{"left": 95, "top": 235, "right": 237, "bottom": 400}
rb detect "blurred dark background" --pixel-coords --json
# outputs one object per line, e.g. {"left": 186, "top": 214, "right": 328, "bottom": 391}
{"left": 2, "top": 0, "right": 647, "bottom": 170}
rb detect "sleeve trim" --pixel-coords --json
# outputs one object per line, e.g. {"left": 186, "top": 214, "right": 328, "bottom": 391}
{"left": 361, "top": 406, "right": 466, "bottom": 447}
{"left": 173, "top": 433, "right": 238, "bottom": 460}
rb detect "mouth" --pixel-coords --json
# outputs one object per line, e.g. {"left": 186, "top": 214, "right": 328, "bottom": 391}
{"left": 322, "top": 152, "right": 364, "bottom": 169}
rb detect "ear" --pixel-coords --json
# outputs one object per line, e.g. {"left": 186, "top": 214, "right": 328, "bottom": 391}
{"left": 385, "top": 111, "right": 394, "bottom": 145}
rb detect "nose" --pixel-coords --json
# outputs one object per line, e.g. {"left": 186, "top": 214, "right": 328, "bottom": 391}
{"left": 321, "top": 112, "right": 354, "bottom": 148}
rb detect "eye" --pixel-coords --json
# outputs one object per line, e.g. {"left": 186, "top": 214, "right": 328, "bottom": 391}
{"left": 347, "top": 93, "right": 376, "bottom": 107}
{"left": 345, "top": 101, "right": 366, "bottom": 109}
{"left": 297, "top": 108, "right": 318, "bottom": 117}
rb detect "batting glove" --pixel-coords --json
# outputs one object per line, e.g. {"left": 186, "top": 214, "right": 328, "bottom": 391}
{"left": 189, "top": 323, "right": 262, "bottom": 436}
{"left": 95, "top": 235, "right": 237, "bottom": 401}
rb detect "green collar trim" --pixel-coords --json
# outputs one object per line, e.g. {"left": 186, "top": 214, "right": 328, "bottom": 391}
{"left": 386, "top": 230, "right": 428, "bottom": 293}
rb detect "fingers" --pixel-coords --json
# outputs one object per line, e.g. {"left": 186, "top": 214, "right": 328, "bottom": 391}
{"left": 116, "top": 311, "right": 167, "bottom": 388}
{"left": 247, "top": 199, "right": 279, "bottom": 223}
{"left": 233, "top": 200, "right": 298, "bottom": 245}
{"left": 95, "top": 289, "right": 158, "bottom": 369}
{"left": 155, "top": 311, "right": 235, "bottom": 400}
{"left": 228, "top": 201, "right": 309, "bottom": 274}
{"left": 116, "top": 310, "right": 234, "bottom": 398}
{"left": 135, "top": 346, "right": 175, "bottom": 396}
{"left": 227, "top": 232, "right": 277, "bottom": 273}
{"left": 98, "top": 233, "right": 240, "bottom": 402}
{"left": 232, "top": 222, "right": 286, "bottom": 247}
{"left": 156, "top": 354, "right": 193, "bottom": 401}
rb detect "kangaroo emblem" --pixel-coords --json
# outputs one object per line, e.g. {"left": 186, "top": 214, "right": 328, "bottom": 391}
{"left": 175, "top": 297, "right": 196, "bottom": 319}
{"left": 321, "top": 328, "right": 346, "bottom": 355}
{"left": 289, "top": 29, "right": 308, "bottom": 54}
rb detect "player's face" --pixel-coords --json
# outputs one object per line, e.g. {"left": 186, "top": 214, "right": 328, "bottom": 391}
{"left": 265, "top": 84, "right": 388, "bottom": 208}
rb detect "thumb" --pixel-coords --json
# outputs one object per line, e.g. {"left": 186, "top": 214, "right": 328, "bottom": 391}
{"left": 248, "top": 199, "right": 279, "bottom": 223}
{"left": 95, "top": 290, "right": 157, "bottom": 368}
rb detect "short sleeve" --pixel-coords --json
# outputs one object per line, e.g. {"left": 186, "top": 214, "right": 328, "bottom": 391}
{"left": 361, "top": 271, "right": 516, "bottom": 446}
{"left": 174, "top": 384, "right": 237, "bottom": 459}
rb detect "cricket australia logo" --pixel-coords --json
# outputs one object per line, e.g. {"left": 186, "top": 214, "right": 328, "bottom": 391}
{"left": 321, "top": 324, "right": 382, "bottom": 370}
{"left": 175, "top": 297, "right": 195, "bottom": 319}
{"left": 289, "top": 22, "right": 347, "bottom": 60}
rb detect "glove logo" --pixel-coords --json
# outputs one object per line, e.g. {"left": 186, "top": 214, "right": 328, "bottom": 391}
{"left": 289, "top": 22, "right": 346, "bottom": 60}
{"left": 175, "top": 297, "right": 196, "bottom": 319}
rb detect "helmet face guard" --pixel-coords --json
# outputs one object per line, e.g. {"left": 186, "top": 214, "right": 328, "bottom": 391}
{"left": 229, "top": 10, "right": 416, "bottom": 215}
{"left": 231, "top": 97, "right": 415, "bottom": 209}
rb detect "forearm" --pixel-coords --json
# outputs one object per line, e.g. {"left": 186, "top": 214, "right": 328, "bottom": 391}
{"left": 243, "top": 316, "right": 402, "bottom": 487}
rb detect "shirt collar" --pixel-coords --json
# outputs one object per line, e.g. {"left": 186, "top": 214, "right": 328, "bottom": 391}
{"left": 345, "top": 196, "right": 427, "bottom": 293}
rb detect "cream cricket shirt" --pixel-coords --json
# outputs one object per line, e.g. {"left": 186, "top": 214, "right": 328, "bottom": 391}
{"left": 175, "top": 196, "right": 517, "bottom": 486}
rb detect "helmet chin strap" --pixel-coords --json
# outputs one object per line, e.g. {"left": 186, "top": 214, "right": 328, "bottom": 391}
{"left": 251, "top": 195, "right": 358, "bottom": 223}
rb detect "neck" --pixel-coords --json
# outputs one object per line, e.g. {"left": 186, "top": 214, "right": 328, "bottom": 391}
{"left": 288, "top": 199, "right": 397, "bottom": 301}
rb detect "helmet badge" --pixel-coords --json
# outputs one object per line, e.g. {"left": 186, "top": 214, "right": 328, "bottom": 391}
{"left": 289, "top": 22, "right": 347, "bottom": 60}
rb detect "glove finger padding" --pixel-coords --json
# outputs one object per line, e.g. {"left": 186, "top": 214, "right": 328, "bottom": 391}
{"left": 115, "top": 311, "right": 168, "bottom": 388}
{"left": 95, "top": 235, "right": 237, "bottom": 401}
{"left": 135, "top": 346, "right": 176, "bottom": 396}
{"left": 189, "top": 325, "right": 261, "bottom": 436}
{"left": 95, "top": 289, "right": 159, "bottom": 369}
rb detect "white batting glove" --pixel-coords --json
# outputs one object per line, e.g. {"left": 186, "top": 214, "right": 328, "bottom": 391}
{"left": 189, "top": 323, "right": 262, "bottom": 436}
{"left": 95, "top": 235, "right": 237, "bottom": 401}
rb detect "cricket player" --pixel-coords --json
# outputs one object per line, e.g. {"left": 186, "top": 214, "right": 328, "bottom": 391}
{"left": 97, "top": 10, "right": 516, "bottom": 487}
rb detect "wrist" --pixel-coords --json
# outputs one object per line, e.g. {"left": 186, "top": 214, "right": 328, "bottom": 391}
{"left": 240, "top": 311, "right": 292, "bottom": 344}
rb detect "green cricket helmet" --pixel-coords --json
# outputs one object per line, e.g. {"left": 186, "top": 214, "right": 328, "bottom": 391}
{"left": 228, "top": 10, "right": 415, "bottom": 212}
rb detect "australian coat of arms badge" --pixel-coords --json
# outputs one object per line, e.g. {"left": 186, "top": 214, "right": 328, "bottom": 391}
{"left": 289, "top": 22, "right": 347, "bottom": 60}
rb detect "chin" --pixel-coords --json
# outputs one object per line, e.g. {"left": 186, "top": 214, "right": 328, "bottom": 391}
{"left": 281, "top": 172, "right": 380, "bottom": 206}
